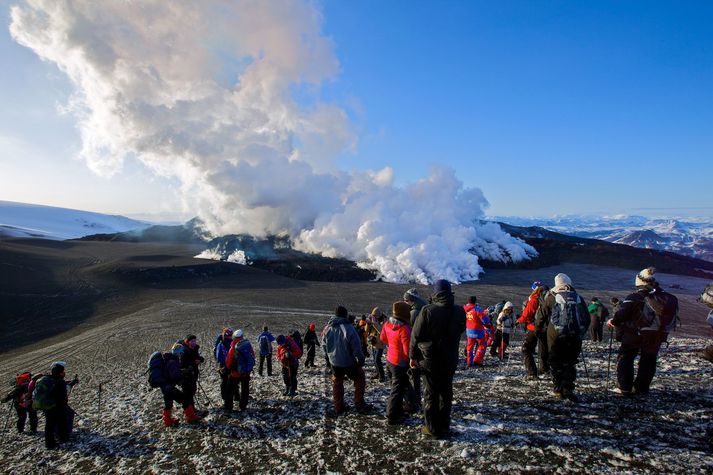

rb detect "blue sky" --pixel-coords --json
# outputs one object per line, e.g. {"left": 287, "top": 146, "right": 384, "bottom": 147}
{"left": 1, "top": 1, "right": 712, "bottom": 220}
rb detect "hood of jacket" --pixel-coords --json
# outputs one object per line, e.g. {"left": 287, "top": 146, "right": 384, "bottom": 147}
{"left": 431, "top": 291, "right": 455, "bottom": 306}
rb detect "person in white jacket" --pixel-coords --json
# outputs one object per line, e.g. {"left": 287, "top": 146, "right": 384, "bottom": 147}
{"left": 490, "top": 302, "right": 515, "bottom": 359}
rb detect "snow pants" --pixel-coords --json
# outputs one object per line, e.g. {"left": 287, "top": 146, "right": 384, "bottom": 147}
{"left": 14, "top": 404, "right": 38, "bottom": 433}
{"left": 282, "top": 363, "right": 298, "bottom": 395}
{"left": 372, "top": 348, "right": 385, "bottom": 380}
{"left": 616, "top": 330, "right": 666, "bottom": 394}
{"left": 408, "top": 367, "right": 422, "bottom": 408}
{"left": 385, "top": 363, "right": 417, "bottom": 422}
{"left": 590, "top": 315, "right": 603, "bottom": 342}
{"left": 259, "top": 354, "right": 273, "bottom": 376}
{"left": 466, "top": 334, "right": 487, "bottom": 366}
{"left": 331, "top": 365, "right": 365, "bottom": 412}
{"left": 547, "top": 326, "right": 582, "bottom": 395}
{"left": 180, "top": 377, "right": 197, "bottom": 409}
{"left": 490, "top": 331, "right": 510, "bottom": 357}
{"left": 305, "top": 344, "right": 317, "bottom": 367}
{"left": 522, "top": 331, "right": 539, "bottom": 376}
{"left": 161, "top": 385, "right": 185, "bottom": 410}
{"left": 44, "top": 406, "right": 69, "bottom": 449}
{"left": 421, "top": 368, "right": 455, "bottom": 437}
{"left": 229, "top": 375, "right": 250, "bottom": 410}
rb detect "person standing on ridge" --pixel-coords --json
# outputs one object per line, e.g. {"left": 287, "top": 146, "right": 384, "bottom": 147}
{"left": 214, "top": 327, "right": 234, "bottom": 412}
{"left": 276, "top": 334, "right": 302, "bottom": 397}
{"left": 464, "top": 296, "right": 488, "bottom": 367}
{"left": 518, "top": 282, "right": 549, "bottom": 379}
{"left": 409, "top": 279, "right": 466, "bottom": 438}
{"left": 366, "top": 308, "right": 386, "bottom": 382}
{"left": 607, "top": 268, "right": 679, "bottom": 396}
{"left": 303, "top": 323, "right": 320, "bottom": 368}
{"left": 588, "top": 297, "right": 608, "bottom": 342}
{"left": 172, "top": 335, "right": 205, "bottom": 422}
{"left": 256, "top": 326, "right": 275, "bottom": 377}
{"left": 322, "top": 306, "right": 369, "bottom": 415}
{"left": 226, "top": 329, "right": 256, "bottom": 411}
{"left": 403, "top": 288, "right": 428, "bottom": 408}
{"left": 538, "top": 274, "right": 590, "bottom": 402}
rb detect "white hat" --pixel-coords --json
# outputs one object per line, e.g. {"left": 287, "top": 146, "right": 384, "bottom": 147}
{"left": 503, "top": 301, "right": 514, "bottom": 310}
{"left": 554, "top": 273, "right": 572, "bottom": 288}
{"left": 233, "top": 329, "right": 244, "bottom": 339}
{"left": 635, "top": 267, "right": 656, "bottom": 287}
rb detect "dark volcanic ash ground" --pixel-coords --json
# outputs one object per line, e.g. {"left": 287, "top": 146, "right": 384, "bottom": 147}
{"left": 0, "top": 298, "right": 712, "bottom": 474}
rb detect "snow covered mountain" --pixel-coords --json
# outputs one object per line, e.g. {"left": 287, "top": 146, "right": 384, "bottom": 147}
{"left": 492, "top": 214, "right": 713, "bottom": 262}
{"left": 0, "top": 201, "right": 151, "bottom": 240}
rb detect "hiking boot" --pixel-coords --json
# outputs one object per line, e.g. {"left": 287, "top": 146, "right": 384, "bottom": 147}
{"left": 525, "top": 374, "right": 539, "bottom": 381}
{"left": 562, "top": 390, "right": 579, "bottom": 403}
{"left": 421, "top": 425, "right": 436, "bottom": 438}
{"left": 183, "top": 405, "right": 203, "bottom": 423}
{"left": 387, "top": 415, "right": 405, "bottom": 426}
{"left": 162, "top": 409, "right": 179, "bottom": 427}
{"left": 355, "top": 403, "right": 373, "bottom": 414}
{"left": 289, "top": 389, "right": 296, "bottom": 398}
{"left": 552, "top": 389, "right": 564, "bottom": 399}
{"left": 613, "top": 387, "right": 632, "bottom": 397}
{"left": 195, "top": 408, "right": 209, "bottom": 417}
{"left": 283, "top": 388, "right": 290, "bottom": 396}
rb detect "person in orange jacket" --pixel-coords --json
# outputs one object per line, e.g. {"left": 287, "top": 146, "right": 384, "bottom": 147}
{"left": 464, "top": 296, "right": 488, "bottom": 367}
{"left": 518, "top": 281, "right": 549, "bottom": 378}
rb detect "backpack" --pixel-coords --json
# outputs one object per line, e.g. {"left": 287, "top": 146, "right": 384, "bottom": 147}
{"left": 258, "top": 334, "right": 272, "bottom": 356}
{"left": 232, "top": 340, "right": 255, "bottom": 375}
{"left": 147, "top": 351, "right": 166, "bottom": 389}
{"left": 638, "top": 290, "right": 679, "bottom": 332}
{"left": 32, "top": 376, "right": 57, "bottom": 411}
{"left": 550, "top": 291, "right": 588, "bottom": 337}
{"left": 288, "top": 337, "right": 302, "bottom": 359}
{"left": 699, "top": 283, "right": 713, "bottom": 308}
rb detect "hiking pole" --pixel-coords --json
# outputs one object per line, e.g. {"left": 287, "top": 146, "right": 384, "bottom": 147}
{"left": 580, "top": 348, "right": 590, "bottom": 384}
{"left": 605, "top": 327, "right": 614, "bottom": 393}
{"left": 197, "top": 379, "right": 214, "bottom": 407}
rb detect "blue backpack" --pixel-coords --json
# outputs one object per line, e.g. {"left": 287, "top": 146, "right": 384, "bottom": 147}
{"left": 147, "top": 352, "right": 166, "bottom": 389}
{"left": 550, "top": 291, "right": 588, "bottom": 337}
{"left": 233, "top": 340, "right": 255, "bottom": 374}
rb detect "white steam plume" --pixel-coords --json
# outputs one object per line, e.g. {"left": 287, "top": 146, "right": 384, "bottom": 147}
{"left": 10, "top": 0, "right": 535, "bottom": 284}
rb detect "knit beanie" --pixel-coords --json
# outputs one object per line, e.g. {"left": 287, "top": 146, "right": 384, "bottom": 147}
{"left": 403, "top": 288, "right": 421, "bottom": 302}
{"left": 433, "top": 279, "right": 452, "bottom": 294}
{"left": 392, "top": 301, "right": 411, "bottom": 322}
{"left": 635, "top": 267, "right": 656, "bottom": 287}
{"left": 503, "top": 301, "right": 514, "bottom": 310}
{"left": 554, "top": 273, "right": 572, "bottom": 288}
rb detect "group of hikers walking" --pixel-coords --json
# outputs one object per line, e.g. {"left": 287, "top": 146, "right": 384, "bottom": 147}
{"left": 5, "top": 266, "right": 710, "bottom": 447}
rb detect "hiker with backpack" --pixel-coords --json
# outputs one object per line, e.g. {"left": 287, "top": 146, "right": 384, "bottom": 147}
{"left": 256, "top": 326, "right": 276, "bottom": 377}
{"left": 491, "top": 302, "right": 515, "bottom": 358}
{"left": 33, "top": 362, "right": 79, "bottom": 449}
{"left": 276, "top": 334, "right": 302, "bottom": 397}
{"left": 214, "top": 327, "right": 234, "bottom": 412}
{"left": 518, "top": 282, "right": 549, "bottom": 379}
{"left": 607, "top": 268, "right": 679, "bottom": 396}
{"left": 147, "top": 348, "right": 185, "bottom": 427}
{"left": 225, "top": 330, "right": 255, "bottom": 411}
{"left": 698, "top": 283, "right": 713, "bottom": 364}
{"left": 403, "top": 288, "right": 428, "bottom": 406}
{"left": 303, "top": 323, "right": 320, "bottom": 368}
{"left": 322, "top": 306, "right": 369, "bottom": 415}
{"left": 380, "top": 301, "right": 418, "bottom": 425}
{"left": 366, "top": 308, "right": 386, "bottom": 382}
{"left": 409, "top": 279, "right": 466, "bottom": 439}
{"left": 538, "top": 273, "right": 590, "bottom": 402}
{"left": 464, "top": 296, "right": 488, "bottom": 367}
{"left": 172, "top": 335, "right": 205, "bottom": 422}
{"left": 2, "top": 372, "right": 39, "bottom": 434}
{"left": 588, "top": 297, "right": 609, "bottom": 342}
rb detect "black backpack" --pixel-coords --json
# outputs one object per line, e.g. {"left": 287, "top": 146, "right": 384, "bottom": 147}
{"left": 147, "top": 352, "right": 166, "bottom": 389}
{"left": 638, "top": 290, "right": 679, "bottom": 332}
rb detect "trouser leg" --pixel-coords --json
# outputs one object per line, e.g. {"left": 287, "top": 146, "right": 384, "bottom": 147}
{"left": 634, "top": 331, "right": 664, "bottom": 394}
{"left": 522, "top": 331, "right": 538, "bottom": 376}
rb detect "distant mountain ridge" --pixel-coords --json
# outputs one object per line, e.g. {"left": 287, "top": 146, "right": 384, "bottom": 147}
{"left": 0, "top": 201, "right": 150, "bottom": 240}
{"left": 492, "top": 215, "right": 713, "bottom": 263}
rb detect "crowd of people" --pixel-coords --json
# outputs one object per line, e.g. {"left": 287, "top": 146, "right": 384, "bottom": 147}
{"left": 5, "top": 266, "right": 710, "bottom": 448}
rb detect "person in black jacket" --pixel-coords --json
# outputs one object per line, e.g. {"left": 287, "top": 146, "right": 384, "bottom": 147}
{"left": 44, "top": 362, "right": 78, "bottom": 449}
{"left": 159, "top": 352, "right": 184, "bottom": 427}
{"left": 173, "top": 335, "right": 205, "bottom": 422}
{"left": 538, "top": 273, "right": 590, "bottom": 402}
{"left": 409, "top": 279, "right": 466, "bottom": 438}
{"left": 303, "top": 323, "right": 320, "bottom": 368}
{"left": 607, "top": 267, "right": 678, "bottom": 395}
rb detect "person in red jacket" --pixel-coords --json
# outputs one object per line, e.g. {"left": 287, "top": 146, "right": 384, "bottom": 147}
{"left": 517, "top": 281, "right": 548, "bottom": 379}
{"left": 464, "top": 296, "right": 488, "bottom": 367}
{"left": 276, "top": 335, "right": 302, "bottom": 397}
{"left": 380, "top": 301, "right": 417, "bottom": 425}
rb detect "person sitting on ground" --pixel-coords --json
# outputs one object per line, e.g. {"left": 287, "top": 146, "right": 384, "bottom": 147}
{"left": 226, "top": 329, "right": 255, "bottom": 411}
{"left": 303, "top": 323, "right": 320, "bottom": 368}
{"left": 380, "top": 301, "right": 418, "bottom": 425}
{"left": 2, "top": 372, "right": 39, "bottom": 434}
{"left": 276, "top": 334, "right": 302, "bottom": 397}
{"left": 256, "top": 326, "right": 276, "bottom": 377}
{"left": 323, "top": 306, "right": 369, "bottom": 415}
